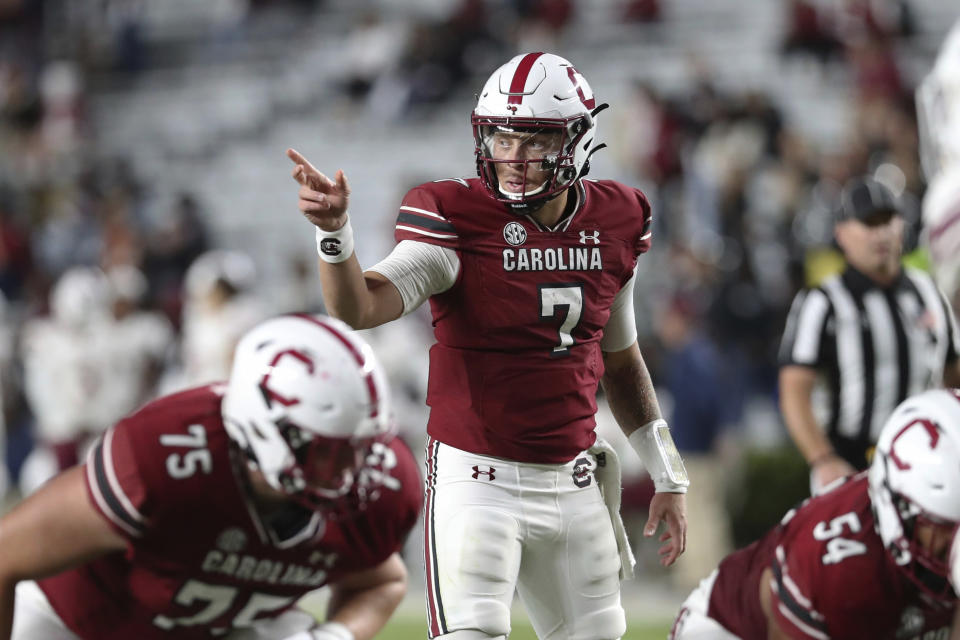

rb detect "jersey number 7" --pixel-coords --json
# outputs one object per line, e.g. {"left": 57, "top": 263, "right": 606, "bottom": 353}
{"left": 539, "top": 283, "right": 585, "bottom": 357}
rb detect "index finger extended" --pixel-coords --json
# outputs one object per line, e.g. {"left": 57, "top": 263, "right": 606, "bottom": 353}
{"left": 286, "top": 148, "right": 321, "bottom": 177}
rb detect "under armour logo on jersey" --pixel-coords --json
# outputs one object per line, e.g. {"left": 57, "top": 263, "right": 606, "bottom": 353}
{"left": 579, "top": 230, "right": 600, "bottom": 244}
{"left": 471, "top": 465, "right": 496, "bottom": 481}
{"left": 503, "top": 221, "right": 527, "bottom": 246}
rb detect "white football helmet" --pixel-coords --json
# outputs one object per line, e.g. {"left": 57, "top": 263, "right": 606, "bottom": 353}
{"left": 50, "top": 266, "right": 110, "bottom": 328}
{"left": 472, "top": 52, "right": 607, "bottom": 213}
{"left": 222, "top": 314, "right": 391, "bottom": 510}
{"left": 868, "top": 389, "right": 960, "bottom": 603}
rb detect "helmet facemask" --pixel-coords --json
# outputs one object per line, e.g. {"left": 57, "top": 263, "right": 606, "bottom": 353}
{"left": 274, "top": 420, "right": 376, "bottom": 511}
{"left": 887, "top": 489, "right": 959, "bottom": 603}
{"left": 472, "top": 114, "right": 590, "bottom": 213}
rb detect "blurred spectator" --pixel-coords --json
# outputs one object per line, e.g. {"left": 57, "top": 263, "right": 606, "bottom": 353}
{"left": 848, "top": 33, "right": 905, "bottom": 105}
{"left": 627, "top": 82, "right": 685, "bottom": 189}
{"left": 655, "top": 294, "right": 735, "bottom": 591}
{"left": 175, "top": 250, "right": 266, "bottom": 389}
{"left": 143, "top": 192, "right": 211, "bottom": 325}
{"left": 622, "top": 0, "right": 661, "bottom": 24}
{"left": 781, "top": 0, "right": 843, "bottom": 65}
{"left": 0, "top": 291, "right": 14, "bottom": 502}
{"left": 338, "top": 10, "right": 407, "bottom": 105}
{"left": 513, "top": 0, "right": 574, "bottom": 51}
{"left": 274, "top": 254, "right": 325, "bottom": 315}
{"left": 106, "top": 0, "right": 147, "bottom": 75}
{"left": 19, "top": 266, "right": 113, "bottom": 493}
{"left": 99, "top": 188, "right": 144, "bottom": 271}
{"left": 619, "top": 82, "right": 686, "bottom": 241}
{"left": 38, "top": 61, "right": 84, "bottom": 155}
{"left": 97, "top": 265, "right": 174, "bottom": 426}
{"left": 0, "top": 193, "right": 32, "bottom": 301}
{"left": 834, "top": 0, "right": 915, "bottom": 44}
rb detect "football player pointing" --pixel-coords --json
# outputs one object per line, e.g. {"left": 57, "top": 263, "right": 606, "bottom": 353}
{"left": 0, "top": 314, "right": 422, "bottom": 640}
{"left": 670, "top": 389, "right": 960, "bottom": 640}
{"left": 289, "top": 52, "right": 689, "bottom": 640}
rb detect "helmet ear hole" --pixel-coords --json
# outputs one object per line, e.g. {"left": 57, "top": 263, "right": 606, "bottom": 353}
{"left": 248, "top": 420, "right": 267, "bottom": 442}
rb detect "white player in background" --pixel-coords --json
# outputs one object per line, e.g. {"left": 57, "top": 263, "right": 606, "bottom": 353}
{"left": 97, "top": 265, "right": 175, "bottom": 427}
{"left": 176, "top": 250, "right": 267, "bottom": 390}
{"left": 917, "top": 19, "right": 960, "bottom": 313}
{"left": 20, "top": 267, "right": 114, "bottom": 493}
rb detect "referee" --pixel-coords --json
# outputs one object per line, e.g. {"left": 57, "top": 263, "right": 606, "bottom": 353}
{"left": 779, "top": 176, "right": 960, "bottom": 493}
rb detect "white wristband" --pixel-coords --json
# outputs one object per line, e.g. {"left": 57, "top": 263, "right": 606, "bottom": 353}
{"left": 312, "top": 621, "right": 354, "bottom": 640}
{"left": 316, "top": 217, "right": 355, "bottom": 264}
{"left": 628, "top": 418, "right": 689, "bottom": 493}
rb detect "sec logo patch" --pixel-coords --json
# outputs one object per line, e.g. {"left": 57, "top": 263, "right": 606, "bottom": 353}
{"left": 503, "top": 222, "right": 527, "bottom": 246}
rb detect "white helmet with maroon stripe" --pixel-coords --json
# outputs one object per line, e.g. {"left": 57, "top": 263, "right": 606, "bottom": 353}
{"left": 472, "top": 52, "right": 607, "bottom": 213}
{"left": 869, "top": 388, "right": 960, "bottom": 604}
{"left": 222, "top": 314, "right": 391, "bottom": 508}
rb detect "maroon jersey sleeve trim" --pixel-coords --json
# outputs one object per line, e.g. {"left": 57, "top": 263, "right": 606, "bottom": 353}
{"left": 771, "top": 545, "right": 829, "bottom": 639}
{"left": 85, "top": 428, "right": 147, "bottom": 538}
{"left": 640, "top": 215, "right": 652, "bottom": 242}
{"left": 396, "top": 206, "right": 458, "bottom": 241}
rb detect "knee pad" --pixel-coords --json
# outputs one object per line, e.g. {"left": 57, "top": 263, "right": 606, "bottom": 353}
{"left": 571, "top": 606, "right": 626, "bottom": 640}
{"left": 566, "top": 506, "right": 621, "bottom": 599}
{"left": 437, "top": 507, "right": 519, "bottom": 637}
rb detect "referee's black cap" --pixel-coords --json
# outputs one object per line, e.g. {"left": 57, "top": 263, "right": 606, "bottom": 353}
{"left": 836, "top": 177, "right": 899, "bottom": 224}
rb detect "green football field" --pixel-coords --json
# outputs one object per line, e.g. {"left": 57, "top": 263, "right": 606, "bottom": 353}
{"left": 302, "top": 584, "right": 677, "bottom": 639}
{"left": 374, "top": 613, "right": 672, "bottom": 639}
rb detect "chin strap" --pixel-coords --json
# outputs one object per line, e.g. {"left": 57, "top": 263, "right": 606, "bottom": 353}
{"left": 504, "top": 190, "right": 561, "bottom": 216}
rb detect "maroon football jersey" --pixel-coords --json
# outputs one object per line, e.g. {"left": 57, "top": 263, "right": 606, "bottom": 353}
{"left": 38, "top": 386, "right": 421, "bottom": 640}
{"left": 394, "top": 177, "right": 651, "bottom": 463}
{"left": 706, "top": 474, "right": 955, "bottom": 639}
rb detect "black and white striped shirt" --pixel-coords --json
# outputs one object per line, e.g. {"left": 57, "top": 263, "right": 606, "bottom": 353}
{"left": 779, "top": 266, "right": 960, "bottom": 468}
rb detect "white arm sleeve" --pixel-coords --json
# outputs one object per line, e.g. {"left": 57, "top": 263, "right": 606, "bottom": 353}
{"left": 600, "top": 269, "right": 638, "bottom": 352}
{"left": 367, "top": 240, "right": 461, "bottom": 316}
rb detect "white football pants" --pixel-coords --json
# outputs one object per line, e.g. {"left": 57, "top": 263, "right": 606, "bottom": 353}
{"left": 423, "top": 438, "right": 626, "bottom": 640}
{"left": 668, "top": 570, "right": 741, "bottom": 640}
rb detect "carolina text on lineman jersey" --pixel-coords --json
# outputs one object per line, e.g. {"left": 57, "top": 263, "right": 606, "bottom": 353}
{"left": 200, "top": 549, "right": 338, "bottom": 587}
